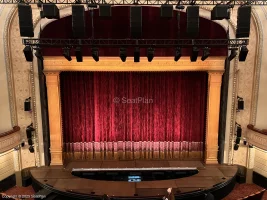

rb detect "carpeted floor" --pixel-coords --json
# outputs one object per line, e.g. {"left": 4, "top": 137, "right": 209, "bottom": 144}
{"left": 2, "top": 183, "right": 267, "bottom": 200}
{"left": 223, "top": 183, "right": 267, "bottom": 200}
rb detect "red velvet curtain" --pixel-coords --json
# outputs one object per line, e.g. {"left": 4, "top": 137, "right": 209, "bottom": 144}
{"left": 61, "top": 72, "right": 207, "bottom": 160}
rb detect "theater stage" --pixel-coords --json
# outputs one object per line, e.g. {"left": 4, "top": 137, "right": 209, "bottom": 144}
{"left": 30, "top": 160, "right": 238, "bottom": 200}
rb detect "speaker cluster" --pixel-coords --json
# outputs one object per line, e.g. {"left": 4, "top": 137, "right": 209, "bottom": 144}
{"left": 18, "top": 4, "right": 251, "bottom": 63}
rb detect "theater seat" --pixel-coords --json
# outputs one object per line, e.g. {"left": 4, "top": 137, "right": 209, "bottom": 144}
{"left": 237, "top": 189, "right": 266, "bottom": 200}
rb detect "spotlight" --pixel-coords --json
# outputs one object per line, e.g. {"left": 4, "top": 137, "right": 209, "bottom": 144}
{"left": 29, "top": 145, "right": 34, "bottom": 153}
{"left": 21, "top": 141, "right": 25, "bottom": 147}
{"left": 239, "top": 46, "right": 248, "bottom": 62}
{"left": 147, "top": 48, "right": 154, "bottom": 62}
{"left": 23, "top": 46, "right": 33, "bottom": 62}
{"left": 34, "top": 48, "right": 43, "bottom": 61}
{"left": 190, "top": 46, "right": 199, "bottom": 62}
{"left": 235, "top": 137, "right": 240, "bottom": 144}
{"left": 119, "top": 48, "right": 127, "bottom": 62}
{"left": 234, "top": 144, "right": 239, "bottom": 151}
{"left": 228, "top": 49, "right": 237, "bottom": 61}
{"left": 134, "top": 47, "right": 140, "bottom": 62}
{"left": 91, "top": 48, "right": 99, "bottom": 62}
{"left": 174, "top": 47, "right": 181, "bottom": 62}
{"left": 201, "top": 47, "right": 210, "bottom": 61}
{"left": 75, "top": 47, "right": 83, "bottom": 62}
{"left": 26, "top": 124, "right": 35, "bottom": 139}
{"left": 24, "top": 97, "right": 31, "bottom": 111}
{"left": 243, "top": 138, "right": 247, "bottom": 145}
{"left": 63, "top": 47, "right": 72, "bottom": 61}
{"left": 237, "top": 96, "right": 244, "bottom": 110}
{"left": 236, "top": 124, "right": 242, "bottom": 137}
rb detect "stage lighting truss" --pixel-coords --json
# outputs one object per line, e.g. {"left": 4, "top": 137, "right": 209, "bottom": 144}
{"left": 2, "top": 0, "right": 267, "bottom": 5}
{"left": 23, "top": 38, "right": 248, "bottom": 48}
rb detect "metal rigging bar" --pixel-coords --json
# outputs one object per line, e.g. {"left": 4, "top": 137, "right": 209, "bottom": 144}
{"left": 22, "top": 38, "right": 249, "bottom": 48}
{"left": 0, "top": 0, "right": 266, "bottom": 5}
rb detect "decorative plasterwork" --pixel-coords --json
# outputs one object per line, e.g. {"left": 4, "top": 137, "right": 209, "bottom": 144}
{"left": 247, "top": 131, "right": 267, "bottom": 151}
{"left": 43, "top": 57, "right": 225, "bottom": 72}
{"left": 0, "top": 131, "right": 21, "bottom": 153}
{"left": 249, "top": 10, "right": 263, "bottom": 126}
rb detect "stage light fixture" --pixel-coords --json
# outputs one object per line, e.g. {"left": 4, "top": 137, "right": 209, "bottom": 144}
{"left": 236, "top": 124, "right": 242, "bottom": 137}
{"left": 174, "top": 47, "right": 182, "bottom": 62}
{"left": 234, "top": 144, "right": 239, "bottom": 151}
{"left": 29, "top": 145, "right": 34, "bottom": 153}
{"left": 190, "top": 46, "right": 199, "bottom": 62}
{"left": 91, "top": 48, "right": 99, "bottom": 62}
{"left": 63, "top": 47, "right": 72, "bottom": 61}
{"left": 134, "top": 47, "right": 140, "bottom": 62}
{"left": 147, "top": 48, "right": 154, "bottom": 62}
{"left": 228, "top": 49, "right": 237, "bottom": 61}
{"left": 243, "top": 138, "right": 247, "bottom": 145}
{"left": 235, "top": 137, "right": 241, "bottom": 144}
{"left": 28, "top": 138, "right": 33, "bottom": 146}
{"left": 237, "top": 96, "right": 244, "bottom": 110}
{"left": 21, "top": 140, "right": 25, "bottom": 147}
{"left": 34, "top": 48, "right": 43, "bottom": 61}
{"left": 75, "top": 47, "right": 83, "bottom": 62}
{"left": 119, "top": 48, "right": 127, "bottom": 62}
{"left": 26, "top": 124, "right": 35, "bottom": 139}
{"left": 24, "top": 97, "right": 31, "bottom": 111}
{"left": 201, "top": 47, "right": 210, "bottom": 61}
{"left": 239, "top": 46, "right": 248, "bottom": 62}
{"left": 23, "top": 46, "right": 33, "bottom": 62}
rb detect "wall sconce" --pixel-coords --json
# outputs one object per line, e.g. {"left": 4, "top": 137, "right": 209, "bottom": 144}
{"left": 237, "top": 96, "right": 244, "bottom": 111}
{"left": 24, "top": 97, "right": 31, "bottom": 111}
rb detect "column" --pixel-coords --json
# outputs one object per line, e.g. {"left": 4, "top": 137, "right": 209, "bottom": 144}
{"left": 205, "top": 72, "right": 223, "bottom": 164}
{"left": 45, "top": 72, "right": 63, "bottom": 165}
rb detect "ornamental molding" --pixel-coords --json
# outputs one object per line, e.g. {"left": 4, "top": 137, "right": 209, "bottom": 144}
{"left": 247, "top": 130, "right": 267, "bottom": 151}
{"left": 0, "top": 131, "right": 21, "bottom": 154}
{"left": 43, "top": 57, "right": 226, "bottom": 72}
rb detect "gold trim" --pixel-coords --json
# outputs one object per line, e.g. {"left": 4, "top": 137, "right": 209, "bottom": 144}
{"left": 44, "top": 56, "right": 224, "bottom": 164}
{"left": 43, "top": 57, "right": 225, "bottom": 72}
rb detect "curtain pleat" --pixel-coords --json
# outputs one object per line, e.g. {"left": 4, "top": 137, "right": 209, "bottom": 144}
{"left": 61, "top": 72, "right": 207, "bottom": 160}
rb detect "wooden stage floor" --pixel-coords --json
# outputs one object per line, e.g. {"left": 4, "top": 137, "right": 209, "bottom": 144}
{"left": 30, "top": 160, "right": 238, "bottom": 197}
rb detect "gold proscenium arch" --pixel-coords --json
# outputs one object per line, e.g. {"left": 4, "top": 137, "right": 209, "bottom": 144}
{"left": 43, "top": 56, "right": 225, "bottom": 165}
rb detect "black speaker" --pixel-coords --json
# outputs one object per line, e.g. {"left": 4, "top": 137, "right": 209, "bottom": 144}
{"left": 43, "top": 4, "right": 60, "bottom": 19}
{"left": 24, "top": 101, "right": 31, "bottom": 111}
{"left": 239, "top": 46, "right": 249, "bottom": 62}
{"left": 72, "top": 5, "right": 86, "bottom": 38}
{"left": 134, "top": 47, "right": 140, "bottom": 62}
{"left": 18, "top": 4, "right": 34, "bottom": 37}
{"left": 211, "top": 5, "right": 230, "bottom": 20}
{"left": 236, "top": 137, "right": 241, "bottom": 144}
{"left": 23, "top": 46, "right": 33, "bottom": 62}
{"left": 28, "top": 138, "right": 33, "bottom": 146}
{"left": 99, "top": 5, "right": 111, "bottom": 17}
{"left": 236, "top": 6, "right": 251, "bottom": 38}
{"left": 186, "top": 6, "right": 199, "bottom": 37}
{"left": 130, "top": 7, "right": 142, "bottom": 39}
{"left": 238, "top": 100, "right": 244, "bottom": 110}
{"left": 161, "top": 5, "right": 173, "bottom": 18}
{"left": 237, "top": 126, "right": 242, "bottom": 137}
{"left": 234, "top": 144, "right": 239, "bottom": 150}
